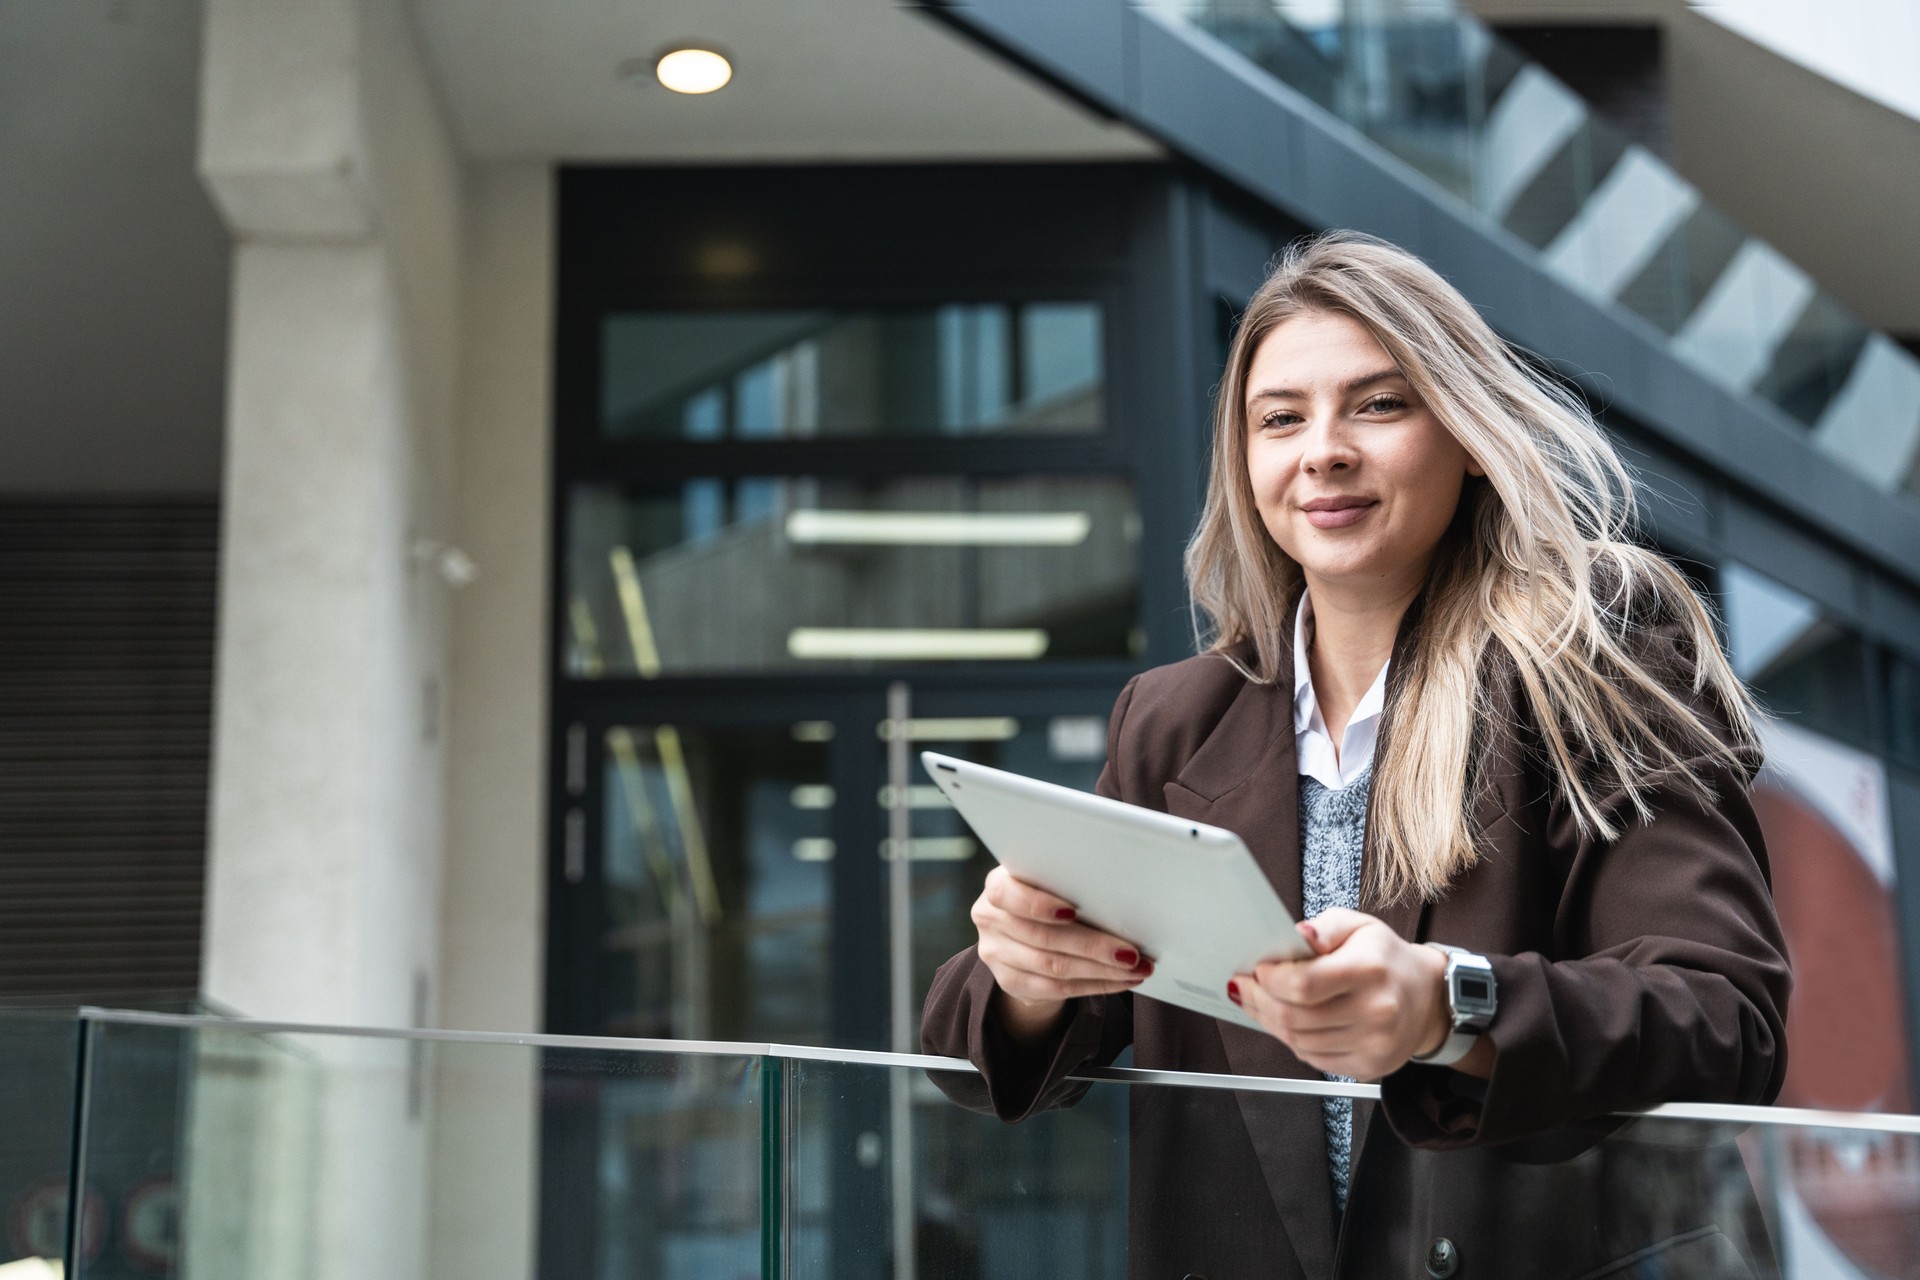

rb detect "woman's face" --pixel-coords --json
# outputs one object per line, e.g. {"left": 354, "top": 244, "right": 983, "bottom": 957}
{"left": 1243, "top": 310, "right": 1482, "bottom": 595}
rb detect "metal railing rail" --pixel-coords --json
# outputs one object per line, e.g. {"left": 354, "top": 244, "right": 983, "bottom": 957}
{"left": 76, "top": 1005, "right": 1920, "bottom": 1136}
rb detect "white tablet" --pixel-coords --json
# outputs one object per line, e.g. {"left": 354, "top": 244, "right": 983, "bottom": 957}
{"left": 921, "top": 750, "right": 1312, "bottom": 1032}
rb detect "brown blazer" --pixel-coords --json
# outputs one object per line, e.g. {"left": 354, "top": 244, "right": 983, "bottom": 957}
{"left": 922, "top": 600, "right": 1793, "bottom": 1280}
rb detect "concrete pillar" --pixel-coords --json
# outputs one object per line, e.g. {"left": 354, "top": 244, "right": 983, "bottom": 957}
{"left": 198, "top": 0, "right": 460, "bottom": 1034}
{"left": 192, "top": 1, "right": 465, "bottom": 1278}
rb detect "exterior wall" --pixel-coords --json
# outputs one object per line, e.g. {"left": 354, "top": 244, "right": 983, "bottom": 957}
{"left": 425, "top": 160, "right": 554, "bottom": 1280}
{"left": 194, "top": 1, "right": 465, "bottom": 1278}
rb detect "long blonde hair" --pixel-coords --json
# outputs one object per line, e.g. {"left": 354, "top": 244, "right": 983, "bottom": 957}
{"left": 1185, "top": 230, "right": 1765, "bottom": 908}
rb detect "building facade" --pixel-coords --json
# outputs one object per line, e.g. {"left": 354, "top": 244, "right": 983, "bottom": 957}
{"left": 5, "top": 0, "right": 1920, "bottom": 1276}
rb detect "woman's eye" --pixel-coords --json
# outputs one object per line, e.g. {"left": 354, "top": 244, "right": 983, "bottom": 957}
{"left": 1363, "top": 394, "right": 1407, "bottom": 414}
{"left": 1260, "top": 413, "right": 1300, "bottom": 430}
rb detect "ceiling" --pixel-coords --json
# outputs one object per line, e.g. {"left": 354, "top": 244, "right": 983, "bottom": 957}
{"left": 0, "top": 0, "right": 230, "bottom": 494}
{"left": 0, "top": 0, "right": 1160, "bottom": 494}
{"left": 408, "top": 0, "right": 1162, "bottom": 162}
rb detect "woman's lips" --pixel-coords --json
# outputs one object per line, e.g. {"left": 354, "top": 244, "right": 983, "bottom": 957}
{"left": 1303, "top": 501, "right": 1376, "bottom": 529}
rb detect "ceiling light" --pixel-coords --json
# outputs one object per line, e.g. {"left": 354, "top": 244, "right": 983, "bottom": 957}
{"left": 785, "top": 510, "right": 1091, "bottom": 546}
{"left": 876, "top": 718, "right": 1020, "bottom": 743}
{"left": 655, "top": 48, "right": 732, "bottom": 94}
{"left": 787, "top": 629, "right": 1050, "bottom": 661}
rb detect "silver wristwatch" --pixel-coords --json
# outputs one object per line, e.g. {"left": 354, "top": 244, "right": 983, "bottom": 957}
{"left": 1409, "top": 942, "right": 1496, "bottom": 1067}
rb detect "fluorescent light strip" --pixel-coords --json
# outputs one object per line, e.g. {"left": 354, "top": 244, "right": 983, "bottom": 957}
{"left": 785, "top": 510, "right": 1091, "bottom": 546}
{"left": 876, "top": 784, "right": 954, "bottom": 809}
{"left": 877, "top": 717, "right": 1020, "bottom": 743}
{"left": 880, "top": 837, "right": 978, "bottom": 863}
{"left": 792, "top": 838, "right": 836, "bottom": 863}
{"left": 790, "top": 785, "right": 836, "bottom": 810}
{"left": 789, "top": 629, "right": 1048, "bottom": 661}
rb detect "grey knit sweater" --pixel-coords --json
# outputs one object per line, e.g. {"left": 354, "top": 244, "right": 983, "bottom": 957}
{"left": 1299, "top": 763, "right": 1371, "bottom": 1217}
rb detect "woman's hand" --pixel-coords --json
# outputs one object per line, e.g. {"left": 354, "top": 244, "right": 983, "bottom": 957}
{"left": 1228, "top": 907, "right": 1454, "bottom": 1082}
{"left": 973, "top": 865, "right": 1153, "bottom": 1043}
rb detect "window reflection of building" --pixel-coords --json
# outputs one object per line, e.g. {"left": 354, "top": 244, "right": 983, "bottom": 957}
{"left": 1723, "top": 560, "right": 1920, "bottom": 1278}
{"left": 601, "top": 305, "right": 1104, "bottom": 442}
{"left": 567, "top": 476, "right": 1143, "bottom": 677}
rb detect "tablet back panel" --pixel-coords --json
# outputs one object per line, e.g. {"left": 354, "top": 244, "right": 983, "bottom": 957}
{"left": 920, "top": 751, "right": 1310, "bottom": 1032}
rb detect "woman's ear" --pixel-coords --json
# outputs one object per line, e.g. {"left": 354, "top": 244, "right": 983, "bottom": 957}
{"left": 1465, "top": 453, "right": 1485, "bottom": 478}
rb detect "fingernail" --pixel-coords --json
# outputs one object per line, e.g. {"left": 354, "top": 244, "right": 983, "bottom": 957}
{"left": 1227, "top": 980, "right": 1242, "bottom": 1005}
{"left": 1114, "top": 948, "right": 1139, "bottom": 967}
{"left": 1055, "top": 907, "right": 1078, "bottom": 921}
{"left": 1135, "top": 959, "right": 1155, "bottom": 977}
{"left": 1300, "top": 922, "right": 1320, "bottom": 947}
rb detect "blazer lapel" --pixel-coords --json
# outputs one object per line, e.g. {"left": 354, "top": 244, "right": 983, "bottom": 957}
{"left": 1159, "top": 597, "right": 1439, "bottom": 1277}
{"left": 1165, "top": 655, "right": 1337, "bottom": 1280}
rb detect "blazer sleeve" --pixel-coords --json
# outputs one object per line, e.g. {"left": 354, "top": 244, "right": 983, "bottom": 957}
{"left": 918, "top": 675, "right": 1144, "bottom": 1122}
{"left": 1379, "top": 631, "right": 1793, "bottom": 1152}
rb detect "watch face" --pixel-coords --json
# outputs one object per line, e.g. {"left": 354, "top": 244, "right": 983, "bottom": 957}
{"left": 1450, "top": 963, "right": 1497, "bottom": 1020}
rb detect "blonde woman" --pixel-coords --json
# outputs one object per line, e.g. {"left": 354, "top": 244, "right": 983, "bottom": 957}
{"left": 922, "top": 231, "right": 1791, "bottom": 1279}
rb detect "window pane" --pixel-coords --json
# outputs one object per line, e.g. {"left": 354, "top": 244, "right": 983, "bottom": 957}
{"left": 1720, "top": 560, "right": 1871, "bottom": 748}
{"left": 1890, "top": 650, "right": 1920, "bottom": 771}
{"left": 600, "top": 724, "right": 831, "bottom": 1044}
{"left": 894, "top": 716, "right": 1109, "bottom": 1010}
{"left": 600, "top": 305, "right": 1104, "bottom": 440}
{"left": 566, "top": 476, "right": 1143, "bottom": 675}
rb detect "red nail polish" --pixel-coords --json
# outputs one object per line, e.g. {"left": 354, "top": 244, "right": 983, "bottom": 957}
{"left": 1137, "top": 960, "right": 1155, "bottom": 977}
{"left": 1115, "top": 948, "right": 1139, "bottom": 967}
{"left": 1227, "top": 980, "right": 1242, "bottom": 1005}
{"left": 1055, "top": 907, "right": 1078, "bottom": 921}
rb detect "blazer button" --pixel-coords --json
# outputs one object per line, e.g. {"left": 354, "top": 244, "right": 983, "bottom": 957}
{"left": 1425, "top": 1236, "right": 1459, "bottom": 1278}
{"left": 1180, "top": 1274, "right": 1207, "bottom": 1280}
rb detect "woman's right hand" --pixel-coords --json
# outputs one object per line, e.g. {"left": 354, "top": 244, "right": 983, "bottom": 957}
{"left": 972, "top": 865, "right": 1153, "bottom": 1042}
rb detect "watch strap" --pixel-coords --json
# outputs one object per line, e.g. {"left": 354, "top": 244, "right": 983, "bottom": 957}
{"left": 1409, "top": 1027, "right": 1479, "bottom": 1067}
{"left": 1412, "top": 942, "right": 1494, "bottom": 1067}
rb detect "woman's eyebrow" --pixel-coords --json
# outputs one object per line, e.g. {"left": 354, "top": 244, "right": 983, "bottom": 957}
{"left": 1247, "top": 368, "right": 1405, "bottom": 402}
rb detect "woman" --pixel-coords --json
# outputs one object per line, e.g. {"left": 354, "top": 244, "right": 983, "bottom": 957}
{"left": 921, "top": 231, "right": 1792, "bottom": 1279}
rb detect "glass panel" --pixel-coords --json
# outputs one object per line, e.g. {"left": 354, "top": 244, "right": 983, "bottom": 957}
{"left": 601, "top": 305, "right": 1104, "bottom": 440}
{"left": 540, "top": 1047, "right": 769, "bottom": 1280}
{"left": 1745, "top": 1124, "right": 1920, "bottom": 1276}
{"left": 893, "top": 715, "right": 1110, "bottom": 1012}
{"left": 1169, "top": 1, "right": 1920, "bottom": 499}
{"left": 58, "top": 1015, "right": 1920, "bottom": 1280}
{"left": 72, "top": 1020, "right": 770, "bottom": 1280}
{"left": 1890, "top": 650, "right": 1920, "bottom": 772}
{"left": 0, "top": 1010, "right": 84, "bottom": 1271}
{"left": 566, "top": 476, "right": 1143, "bottom": 676}
{"left": 600, "top": 723, "right": 833, "bottom": 1044}
{"left": 786, "top": 1059, "right": 1127, "bottom": 1279}
{"left": 1720, "top": 561, "right": 1871, "bottom": 748}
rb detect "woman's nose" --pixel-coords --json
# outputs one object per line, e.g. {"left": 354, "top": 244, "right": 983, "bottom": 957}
{"left": 1300, "top": 414, "right": 1356, "bottom": 473}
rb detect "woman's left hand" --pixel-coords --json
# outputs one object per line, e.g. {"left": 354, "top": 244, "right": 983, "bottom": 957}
{"left": 1229, "top": 907, "right": 1450, "bottom": 1082}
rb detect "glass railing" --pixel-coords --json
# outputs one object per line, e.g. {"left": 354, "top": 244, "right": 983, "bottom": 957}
{"left": 1153, "top": 0, "right": 1920, "bottom": 499}
{"left": 15, "top": 1008, "right": 1920, "bottom": 1278}
{"left": 0, "top": 1008, "right": 85, "bottom": 1273}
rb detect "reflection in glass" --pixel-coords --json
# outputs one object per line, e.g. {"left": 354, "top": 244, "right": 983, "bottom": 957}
{"left": 1891, "top": 651, "right": 1920, "bottom": 771}
{"left": 567, "top": 476, "right": 1142, "bottom": 675}
{"left": 787, "top": 1060, "right": 1127, "bottom": 1280}
{"left": 601, "top": 725, "right": 831, "bottom": 1044}
{"left": 1720, "top": 561, "right": 1871, "bottom": 748}
{"left": 602, "top": 304, "right": 1103, "bottom": 440}
{"left": 1173, "top": 1, "right": 1920, "bottom": 495}
{"left": 900, "top": 717, "right": 1108, "bottom": 1010}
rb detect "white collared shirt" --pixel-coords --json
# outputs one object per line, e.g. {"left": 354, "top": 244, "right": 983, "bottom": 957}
{"left": 1293, "top": 590, "right": 1390, "bottom": 790}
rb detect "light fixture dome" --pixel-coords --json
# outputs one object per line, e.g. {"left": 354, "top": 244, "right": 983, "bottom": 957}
{"left": 654, "top": 48, "right": 732, "bottom": 95}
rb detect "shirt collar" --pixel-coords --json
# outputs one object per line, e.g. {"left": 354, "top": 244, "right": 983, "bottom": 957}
{"left": 1292, "top": 588, "right": 1391, "bottom": 735}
